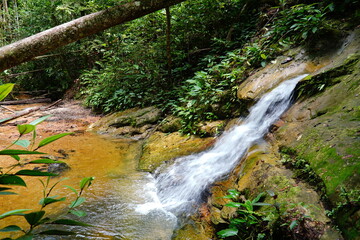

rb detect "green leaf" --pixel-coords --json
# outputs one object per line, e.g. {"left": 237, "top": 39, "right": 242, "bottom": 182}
{"left": 260, "top": 54, "right": 267, "bottom": 60}
{"left": 14, "top": 139, "right": 31, "bottom": 148}
{"left": 80, "top": 176, "right": 94, "bottom": 190}
{"left": 17, "top": 124, "right": 35, "bottom": 135}
{"left": 69, "top": 209, "right": 87, "bottom": 217}
{"left": 0, "top": 149, "right": 44, "bottom": 155}
{"left": 39, "top": 230, "right": 75, "bottom": 235}
{"left": 64, "top": 185, "right": 78, "bottom": 195}
{"left": 217, "top": 228, "right": 238, "bottom": 238}
{"left": 0, "top": 225, "right": 22, "bottom": 232}
{"left": 225, "top": 202, "right": 241, "bottom": 208}
{"left": 37, "top": 133, "right": 73, "bottom": 149}
{"left": 11, "top": 155, "right": 20, "bottom": 161}
{"left": 50, "top": 219, "right": 93, "bottom": 227}
{"left": 70, "top": 197, "right": 85, "bottom": 208}
{"left": 16, "top": 170, "right": 58, "bottom": 177}
{"left": 29, "top": 115, "right": 52, "bottom": 126}
{"left": 39, "top": 197, "right": 66, "bottom": 207}
{"left": 24, "top": 211, "right": 45, "bottom": 225}
{"left": 0, "top": 175, "right": 26, "bottom": 186}
{"left": 0, "top": 209, "right": 31, "bottom": 219}
{"left": 0, "top": 191, "right": 17, "bottom": 195}
{"left": 252, "top": 192, "right": 265, "bottom": 204}
{"left": 289, "top": 220, "right": 298, "bottom": 230}
{"left": 29, "top": 159, "right": 64, "bottom": 164}
{"left": 0, "top": 83, "right": 14, "bottom": 101}
{"left": 15, "top": 234, "right": 33, "bottom": 240}
{"left": 0, "top": 187, "right": 11, "bottom": 191}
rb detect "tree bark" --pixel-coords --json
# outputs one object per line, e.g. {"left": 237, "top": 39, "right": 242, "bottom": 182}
{"left": 0, "top": 0, "right": 186, "bottom": 72}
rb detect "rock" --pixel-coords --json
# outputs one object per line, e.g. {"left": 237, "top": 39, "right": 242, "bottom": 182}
{"left": 158, "top": 115, "right": 182, "bottom": 133}
{"left": 89, "top": 106, "right": 162, "bottom": 138}
{"left": 47, "top": 162, "right": 71, "bottom": 175}
{"left": 199, "top": 120, "right": 226, "bottom": 136}
{"left": 237, "top": 49, "right": 324, "bottom": 101}
{"left": 138, "top": 132, "right": 215, "bottom": 172}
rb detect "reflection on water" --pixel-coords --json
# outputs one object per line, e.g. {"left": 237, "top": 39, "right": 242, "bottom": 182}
{"left": 0, "top": 132, "right": 176, "bottom": 239}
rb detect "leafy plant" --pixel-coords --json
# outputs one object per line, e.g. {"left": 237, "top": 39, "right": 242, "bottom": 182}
{"left": 0, "top": 84, "right": 94, "bottom": 239}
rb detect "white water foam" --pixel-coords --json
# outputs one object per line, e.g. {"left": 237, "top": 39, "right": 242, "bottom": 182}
{"left": 135, "top": 74, "right": 307, "bottom": 217}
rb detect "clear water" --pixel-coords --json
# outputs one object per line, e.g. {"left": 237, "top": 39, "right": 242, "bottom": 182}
{"left": 153, "top": 74, "right": 308, "bottom": 215}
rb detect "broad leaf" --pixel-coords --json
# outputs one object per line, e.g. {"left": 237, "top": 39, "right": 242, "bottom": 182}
{"left": 30, "top": 115, "right": 52, "bottom": 126}
{"left": 70, "top": 197, "right": 85, "bottom": 208}
{"left": 17, "top": 124, "right": 35, "bottom": 135}
{"left": 39, "top": 230, "right": 75, "bottom": 235}
{"left": 37, "top": 133, "right": 73, "bottom": 148}
{"left": 24, "top": 211, "right": 45, "bottom": 225}
{"left": 225, "top": 202, "right": 241, "bottom": 208}
{"left": 39, "top": 197, "right": 66, "bottom": 207}
{"left": 69, "top": 210, "right": 87, "bottom": 217}
{"left": 15, "top": 234, "right": 33, "bottom": 240}
{"left": 29, "top": 159, "right": 64, "bottom": 164}
{"left": 0, "top": 175, "right": 26, "bottom": 186}
{"left": 0, "top": 83, "right": 14, "bottom": 101}
{"left": 50, "top": 219, "right": 93, "bottom": 227}
{"left": 217, "top": 228, "right": 238, "bottom": 238}
{"left": 64, "top": 185, "right": 78, "bottom": 195}
{"left": 16, "top": 170, "right": 58, "bottom": 177}
{"left": 0, "top": 225, "right": 22, "bottom": 232}
{"left": 14, "top": 139, "right": 31, "bottom": 148}
{"left": 0, "top": 209, "right": 31, "bottom": 219}
{"left": 80, "top": 176, "right": 94, "bottom": 189}
{"left": 0, "top": 191, "right": 17, "bottom": 195}
{"left": 0, "top": 149, "right": 44, "bottom": 155}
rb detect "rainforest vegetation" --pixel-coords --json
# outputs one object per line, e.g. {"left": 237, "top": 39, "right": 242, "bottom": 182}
{"left": 0, "top": 0, "right": 359, "bottom": 239}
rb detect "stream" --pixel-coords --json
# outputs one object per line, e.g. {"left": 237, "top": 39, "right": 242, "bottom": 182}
{"left": 0, "top": 75, "right": 306, "bottom": 239}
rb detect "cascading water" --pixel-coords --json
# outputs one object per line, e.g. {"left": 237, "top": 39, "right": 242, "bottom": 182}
{"left": 154, "top": 74, "right": 308, "bottom": 215}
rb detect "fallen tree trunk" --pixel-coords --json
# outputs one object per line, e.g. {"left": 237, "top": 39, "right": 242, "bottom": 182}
{"left": 0, "top": 0, "right": 185, "bottom": 72}
{"left": 1, "top": 98, "right": 51, "bottom": 105}
{"left": 0, "top": 99, "right": 62, "bottom": 124}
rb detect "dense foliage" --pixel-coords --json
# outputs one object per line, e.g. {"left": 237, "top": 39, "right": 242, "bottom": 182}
{"left": 1, "top": 0, "right": 359, "bottom": 132}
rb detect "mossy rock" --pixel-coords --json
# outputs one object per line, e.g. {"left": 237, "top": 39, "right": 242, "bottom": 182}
{"left": 158, "top": 115, "right": 182, "bottom": 133}
{"left": 138, "top": 132, "right": 215, "bottom": 172}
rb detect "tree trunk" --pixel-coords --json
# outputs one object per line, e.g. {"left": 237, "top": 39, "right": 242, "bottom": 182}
{"left": 0, "top": 0, "right": 186, "bottom": 72}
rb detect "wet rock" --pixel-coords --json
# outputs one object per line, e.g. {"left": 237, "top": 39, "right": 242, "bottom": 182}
{"left": 199, "top": 120, "right": 226, "bottom": 136}
{"left": 138, "top": 132, "right": 215, "bottom": 172}
{"left": 158, "top": 115, "right": 182, "bottom": 133}
{"left": 89, "top": 106, "right": 162, "bottom": 138}
{"left": 237, "top": 49, "right": 324, "bottom": 101}
{"left": 47, "top": 162, "right": 70, "bottom": 175}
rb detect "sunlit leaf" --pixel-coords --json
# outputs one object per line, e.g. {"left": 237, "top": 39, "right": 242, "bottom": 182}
{"left": 16, "top": 170, "right": 58, "bottom": 177}
{"left": 17, "top": 124, "right": 35, "bottom": 135}
{"left": 29, "top": 159, "right": 64, "bottom": 164}
{"left": 14, "top": 139, "right": 31, "bottom": 148}
{"left": 217, "top": 228, "right": 238, "bottom": 238}
{"left": 24, "top": 211, "right": 45, "bottom": 225}
{"left": 64, "top": 185, "right": 78, "bottom": 195}
{"left": 39, "top": 197, "right": 66, "bottom": 207}
{"left": 0, "top": 175, "right": 26, "bottom": 186}
{"left": 0, "top": 225, "right": 22, "bottom": 232}
{"left": 69, "top": 210, "right": 87, "bottom": 217}
{"left": 0, "top": 149, "right": 44, "bottom": 155}
{"left": 0, "top": 209, "right": 31, "bottom": 219}
{"left": 0, "top": 83, "right": 14, "bottom": 101}
{"left": 29, "top": 115, "right": 52, "bottom": 126}
{"left": 37, "top": 133, "right": 73, "bottom": 149}
{"left": 80, "top": 176, "right": 94, "bottom": 189}
{"left": 70, "top": 197, "right": 85, "bottom": 208}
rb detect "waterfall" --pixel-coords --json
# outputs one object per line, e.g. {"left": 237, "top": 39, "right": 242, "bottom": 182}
{"left": 153, "top": 74, "right": 307, "bottom": 215}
